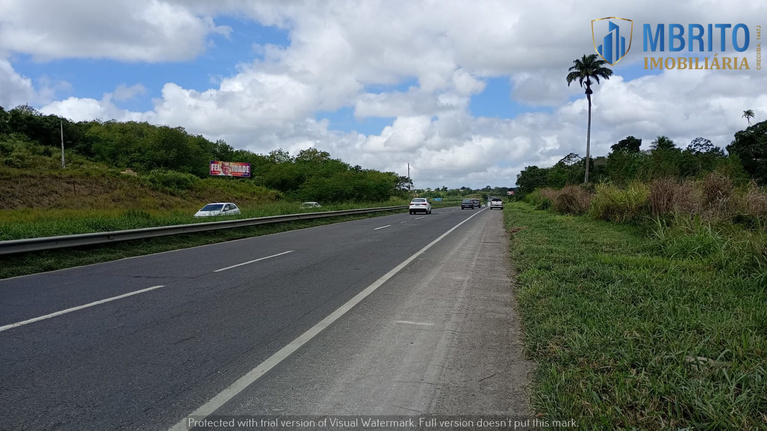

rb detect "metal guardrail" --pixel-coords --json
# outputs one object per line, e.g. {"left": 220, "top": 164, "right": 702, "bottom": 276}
{"left": 0, "top": 206, "right": 408, "bottom": 256}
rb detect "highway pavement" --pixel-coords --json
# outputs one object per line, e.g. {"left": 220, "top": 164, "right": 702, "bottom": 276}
{"left": 0, "top": 206, "right": 533, "bottom": 430}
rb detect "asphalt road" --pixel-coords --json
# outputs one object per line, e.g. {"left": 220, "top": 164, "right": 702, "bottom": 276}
{"left": 0, "top": 206, "right": 532, "bottom": 430}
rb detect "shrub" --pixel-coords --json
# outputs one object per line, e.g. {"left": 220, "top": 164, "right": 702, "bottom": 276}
{"left": 673, "top": 180, "right": 700, "bottom": 215}
{"left": 700, "top": 171, "right": 733, "bottom": 220}
{"left": 525, "top": 188, "right": 556, "bottom": 210}
{"left": 649, "top": 178, "right": 699, "bottom": 216}
{"left": 553, "top": 185, "right": 592, "bottom": 215}
{"left": 746, "top": 182, "right": 767, "bottom": 218}
{"left": 590, "top": 182, "right": 649, "bottom": 222}
{"left": 649, "top": 178, "right": 677, "bottom": 216}
{"left": 143, "top": 170, "right": 199, "bottom": 193}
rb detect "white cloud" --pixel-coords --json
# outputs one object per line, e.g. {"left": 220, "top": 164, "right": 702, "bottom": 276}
{"left": 1, "top": 0, "right": 765, "bottom": 188}
{"left": 112, "top": 84, "right": 148, "bottom": 102}
{"left": 41, "top": 96, "right": 145, "bottom": 122}
{"left": 0, "top": 59, "right": 34, "bottom": 108}
{"left": 0, "top": 0, "right": 230, "bottom": 61}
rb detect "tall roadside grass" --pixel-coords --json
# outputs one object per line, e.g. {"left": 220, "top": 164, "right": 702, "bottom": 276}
{"left": 505, "top": 201, "right": 767, "bottom": 429}
{"left": 589, "top": 182, "right": 649, "bottom": 222}
{"left": 528, "top": 172, "right": 767, "bottom": 227}
{"left": 553, "top": 185, "right": 592, "bottom": 215}
{"left": 525, "top": 188, "right": 560, "bottom": 210}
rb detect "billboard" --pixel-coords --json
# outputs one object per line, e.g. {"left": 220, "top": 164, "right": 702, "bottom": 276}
{"left": 209, "top": 161, "right": 251, "bottom": 177}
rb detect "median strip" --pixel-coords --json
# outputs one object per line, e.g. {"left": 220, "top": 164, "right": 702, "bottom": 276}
{"left": 0, "top": 285, "right": 165, "bottom": 333}
{"left": 213, "top": 251, "right": 294, "bottom": 273}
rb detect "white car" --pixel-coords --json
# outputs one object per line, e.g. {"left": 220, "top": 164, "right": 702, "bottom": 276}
{"left": 489, "top": 198, "right": 504, "bottom": 210}
{"left": 194, "top": 202, "right": 241, "bottom": 217}
{"left": 409, "top": 198, "right": 432, "bottom": 215}
{"left": 301, "top": 202, "right": 322, "bottom": 208}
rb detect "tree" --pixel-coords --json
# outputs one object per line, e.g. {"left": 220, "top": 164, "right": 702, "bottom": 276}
{"left": 267, "top": 149, "right": 292, "bottom": 164}
{"left": 211, "top": 139, "right": 235, "bottom": 161}
{"left": 727, "top": 119, "right": 767, "bottom": 183}
{"left": 648, "top": 136, "right": 680, "bottom": 178}
{"left": 566, "top": 54, "right": 613, "bottom": 183}
{"left": 681, "top": 137, "right": 725, "bottom": 177}
{"left": 558, "top": 152, "right": 583, "bottom": 166}
{"left": 743, "top": 109, "right": 755, "bottom": 126}
{"left": 0, "top": 106, "right": 9, "bottom": 134}
{"left": 546, "top": 153, "right": 584, "bottom": 188}
{"left": 650, "top": 136, "right": 675, "bottom": 151}
{"left": 611, "top": 136, "right": 642, "bottom": 153}
{"left": 397, "top": 175, "right": 413, "bottom": 191}
{"left": 515, "top": 165, "right": 549, "bottom": 198}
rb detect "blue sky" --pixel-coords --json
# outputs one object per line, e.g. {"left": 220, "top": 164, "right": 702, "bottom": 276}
{"left": 1, "top": 1, "right": 764, "bottom": 188}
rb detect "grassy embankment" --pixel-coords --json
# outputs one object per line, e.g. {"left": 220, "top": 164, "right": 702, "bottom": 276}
{"left": 505, "top": 201, "right": 767, "bottom": 429}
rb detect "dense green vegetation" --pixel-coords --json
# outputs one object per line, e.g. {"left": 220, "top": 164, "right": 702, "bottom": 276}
{"left": 506, "top": 202, "right": 766, "bottom": 429}
{"left": 0, "top": 104, "right": 412, "bottom": 205}
{"left": 514, "top": 119, "right": 767, "bottom": 200}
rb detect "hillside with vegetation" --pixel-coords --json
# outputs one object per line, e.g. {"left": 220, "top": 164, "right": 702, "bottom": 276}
{"left": 0, "top": 104, "right": 414, "bottom": 212}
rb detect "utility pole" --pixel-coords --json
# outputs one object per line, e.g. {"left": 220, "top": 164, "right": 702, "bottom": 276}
{"left": 407, "top": 163, "right": 410, "bottom": 191}
{"left": 60, "top": 120, "right": 65, "bottom": 169}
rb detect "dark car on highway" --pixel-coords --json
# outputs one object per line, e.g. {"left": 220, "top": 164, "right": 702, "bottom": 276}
{"left": 461, "top": 199, "right": 475, "bottom": 209}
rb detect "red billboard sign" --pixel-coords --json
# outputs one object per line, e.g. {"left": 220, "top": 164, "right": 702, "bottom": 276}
{"left": 209, "top": 161, "right": 251, "bottom": 177}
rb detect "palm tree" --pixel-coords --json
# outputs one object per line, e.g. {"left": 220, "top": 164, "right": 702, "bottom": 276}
{"left": 743, "top": 109, "right": 755, "bottom": 126}
{"left": 650, "top": 136, "right": 675, "bottom": 150}
{"left": 566, "top": 54, "right": 613, "bottom": 183}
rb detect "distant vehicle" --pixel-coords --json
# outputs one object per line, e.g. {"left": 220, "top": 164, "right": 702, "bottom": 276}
{"left": 461, "top": 199, "right": 475, "bottom": 209}
{"left": 471, "top": 198, "right": 481, "bottom": 208}
{"left": 194, "top": 202, "right": 241, "bottom": 217}
{"left": 409, "top": 198, "right": 432, "bottom": 215}
{"left": 301, "top": 202, "right": 322, "bottom": 208}
{"left": 489, "top": 198, "right": 504, "bottom": 210}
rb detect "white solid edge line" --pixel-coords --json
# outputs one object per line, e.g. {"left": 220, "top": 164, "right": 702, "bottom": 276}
{"left": 168, "top": 209, "right": 485, "bottom": 431}
{"left": 213, "top": 251, "right": 294, "bottom": 273}
{"left": 373, "top": 225, "right": 392, "bottom": 230}
{"left": 0, "top": 285, "right": 165, "bottom": 333}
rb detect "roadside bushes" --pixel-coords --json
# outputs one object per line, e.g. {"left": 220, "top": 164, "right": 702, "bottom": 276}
{"left": 526, "top": 172, "right": 767, "bottom": 233}
{"left": 553, "top": 185, "right": 592, "bottom": 215}
{"left": 143, "top": 169, "right": 199, "bottom": 193}
{"left": 590, "top": 182, "right": 649, "bottom": 222}
{"left": 649, "top": 178, "right": 698, "bottom": 216}
{"left": 746, "top": 183, "right": 767, "bottom": 218}
{"left": 525, "top": 188, "right": 558, "bottom": 210}
{"left": 524, "top": 186, "right": 592, "bottom": 215}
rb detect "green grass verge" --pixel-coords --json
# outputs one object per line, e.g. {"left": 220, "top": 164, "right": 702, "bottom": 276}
{"left": 505, "top": 202, "right": 767, "bottom": 430}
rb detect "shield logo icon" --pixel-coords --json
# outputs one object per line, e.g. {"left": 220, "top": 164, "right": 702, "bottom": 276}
{"left": 592, "top": 17, "right": 633, "bottom": 65}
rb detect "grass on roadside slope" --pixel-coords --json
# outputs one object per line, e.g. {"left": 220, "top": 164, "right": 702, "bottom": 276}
{"left": 505, "top": 202, "right": 767, "bottom": 430}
